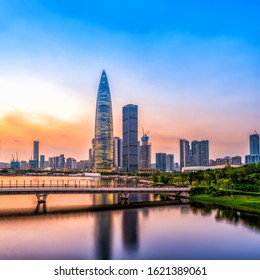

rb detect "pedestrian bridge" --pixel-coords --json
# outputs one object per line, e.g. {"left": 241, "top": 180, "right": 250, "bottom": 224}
{"left": 0, "top": 186, "right": 190, "bottom": 203}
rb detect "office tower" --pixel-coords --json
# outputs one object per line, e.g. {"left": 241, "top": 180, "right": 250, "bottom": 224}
{"left": 40, "top": 155, "right": 45, "bottom": 169}
{"left": 122, "top": 104, "right": 138, "bottom": 172}
{"left": 94, "top": 70, "right": 114, "bottom": 171}
{"left": 156, "top": 153, "right": 166, "bottom": 172}
{"left": 166, "top": 154, "right": 174, "bottom": 172}
{"left": 113, "top": 137, "right": 123, "bottom": 168}
{"left": 180, "top": 139, "right": 190, "bottom": 169}
{"left": 140, "top": 131, "right": 151, "bottom": 169}
{"left": 33, "top": 141, "right": 39, "bottom": 169}
{"left": 250, "top": 133, "right": 259, "bottom": 155}
{"left": 245, "top": 132, "right": 260, "bottom": 164}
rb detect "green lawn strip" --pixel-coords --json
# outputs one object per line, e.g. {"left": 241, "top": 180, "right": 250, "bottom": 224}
{"left": 190, "top": 194, "right": 260, "bottom": 214}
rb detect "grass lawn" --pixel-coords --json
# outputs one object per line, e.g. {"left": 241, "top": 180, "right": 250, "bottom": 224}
{"left": 190, "top": 194, "right": 260, "bottom": 214}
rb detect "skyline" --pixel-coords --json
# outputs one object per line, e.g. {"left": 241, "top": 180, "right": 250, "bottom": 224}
{"left": 0, "top": 1, "right": 259, "bottom": 162}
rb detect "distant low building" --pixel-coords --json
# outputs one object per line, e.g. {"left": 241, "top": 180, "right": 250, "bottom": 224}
{"left": 212, "top": 156, "right": 242, "bottom": 166}
{"left": 10, "top": 161, "right": 20, "bottom": 170}
{"left": 0, "top": 162, "right": 10, "bottom": 169}
{"left": 182, "top": 165, "right": 240, "bottom": 173}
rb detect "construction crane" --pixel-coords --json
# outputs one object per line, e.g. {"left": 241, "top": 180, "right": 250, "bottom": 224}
{"left": 142, "top": 128, "right": 150, "bottom": 137}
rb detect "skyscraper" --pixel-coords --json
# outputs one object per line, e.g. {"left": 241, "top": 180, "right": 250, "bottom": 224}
{"left": 250, "top": 132, "right": 259, "bottom": 155}
{"left": 245, "top": 132, "right": 260, "bottom": 164}
{"left": 180, "top": 139, "right": 209, "bottom": 170}
{"left": 113, "top": 137, "right": 123, "bottom": 168}
{"left": 33, "top": 141, "right": 39, "bottom": 169}
{"left": 140, "top": 131, "right": 151, "bottom": 169}
{"left": 123, "top": 104, "right": 138, "bottom": 172}
{"left": 180, "top": 139, "right": 190, "bottom": 169}
{"left": 94, "top": 70, "right": 114, "bottom": 171}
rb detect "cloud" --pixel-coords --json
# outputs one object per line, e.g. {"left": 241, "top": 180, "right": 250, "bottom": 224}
{"left": 0, "top": 112, "right": 93, "bottom": 162}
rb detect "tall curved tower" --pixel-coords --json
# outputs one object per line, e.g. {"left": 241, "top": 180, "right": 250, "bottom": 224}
{"left": 94, "top": 70, "right": 113, "bottom": 171}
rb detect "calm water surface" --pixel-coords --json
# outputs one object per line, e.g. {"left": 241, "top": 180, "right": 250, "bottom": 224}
{"left": 0, "top": 176, "right": 260, "bottom": 260}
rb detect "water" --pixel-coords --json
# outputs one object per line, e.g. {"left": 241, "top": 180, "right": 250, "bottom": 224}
{"left": 0, "top": 176, "right": 260, "bottom": 260}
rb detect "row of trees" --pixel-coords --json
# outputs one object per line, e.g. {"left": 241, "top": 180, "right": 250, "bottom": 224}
{"left": 150, "top": 164, "right": 260, "bottom": 192}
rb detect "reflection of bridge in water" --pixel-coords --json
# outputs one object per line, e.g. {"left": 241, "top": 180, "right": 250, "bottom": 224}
{"left": 0, "top": 186, "right": 190, "bottom": 204}
{"left": 0, "top": 199, "right": 189, "bottom": 217}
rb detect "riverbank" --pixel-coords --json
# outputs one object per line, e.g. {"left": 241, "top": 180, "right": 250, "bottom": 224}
{"left": 190, "top": 194, "right": 260, "bottom": 214}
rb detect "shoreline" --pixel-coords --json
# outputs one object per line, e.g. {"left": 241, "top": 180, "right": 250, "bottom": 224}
{"left": 190, "top": 194, "right": 260, "bottom": 215}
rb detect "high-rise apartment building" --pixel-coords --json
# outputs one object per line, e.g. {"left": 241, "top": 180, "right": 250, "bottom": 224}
{"left": 156, "top": 153, "right": 166, "bottom": 172}
{"left": 191, "top": 140, "right": 209, "bottom": 166}
{"left": 180, "top": 139, "right": 190, "bottom": 169}
{"left": 94, "top": 70, "right": 113, "bottom": 171}
{"left": 113, "top": 137, "right": 123, "bottom": 168}
{"left": 122, "top": 104, "right": 138, "bottom": 172}
{"left": 40, "top": 155, "right": 45, "bottom": 169}
{"left": 59, "top": 154, "right": 65, "bottom": 169}
{"left": 140, "top": 132, "right": 151, "bottom": 169}
{"left": 66, "top": 158, "right": 77, "bottom": 169}
{"left": 33, "top": 141, "right": 39, "bottom": 169}
{"left": 180, "top": 139, "right": 209, "bottom": 170}
{"left": 166, "top": 154, "right": 174, "bottom": 172}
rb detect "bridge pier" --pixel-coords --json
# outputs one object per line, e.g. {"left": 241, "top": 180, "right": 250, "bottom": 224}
{"left": 36, "top": 193, "right": 48, "bottom": 204}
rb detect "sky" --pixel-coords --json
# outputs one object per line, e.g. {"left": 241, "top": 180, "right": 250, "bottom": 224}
{"left": 0, "top": 0, "right": 259, "bottom": 163}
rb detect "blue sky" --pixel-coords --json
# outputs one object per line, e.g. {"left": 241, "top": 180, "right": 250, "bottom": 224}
{"left": 0, "top": 0, "right": 259, "bottom": 162}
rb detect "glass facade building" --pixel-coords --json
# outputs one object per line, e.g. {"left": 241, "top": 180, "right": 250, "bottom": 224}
{"left": 250, "top": 133, "right": 259, "bottom": 155}
{"left": 33, "top": 141, "right": 39, "bottom": 169}
{"left": 245, "top": 132, "right": 260, "bottom": 164}
{"left": 156, "top": 153, "right": 166, "bottom": 172}
{"left": 94, "top": 70, "right": 114, "bottom": 171}
{"left": 123, "top": 104, "right": 138, "bottom": 172}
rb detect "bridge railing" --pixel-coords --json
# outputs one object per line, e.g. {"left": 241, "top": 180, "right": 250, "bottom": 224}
{"left": 0, "top": 180, "right": 97, "bottom": 189}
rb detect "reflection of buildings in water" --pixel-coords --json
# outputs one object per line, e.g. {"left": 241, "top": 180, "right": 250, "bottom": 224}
{"left": 122, "top": 210, "right": 139, "bottom": 252}
{"left": 127, "top": 193, "right": 150, "bottom": 203}
{"left": 128, "top": 193, "right": 150, "bottom": 216}
{"left": 93, "top": 193, "right": 118, "bottom": 206}
{"left": 93, "top": 194, "right": 115, "bottom": 260}
{"left": 95, "top": 211, "right": 112, "bottom": 260}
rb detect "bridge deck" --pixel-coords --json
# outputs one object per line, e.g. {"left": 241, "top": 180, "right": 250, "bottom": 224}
{"left": 0, "top": 186, "right": 190, "bottom": 195}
